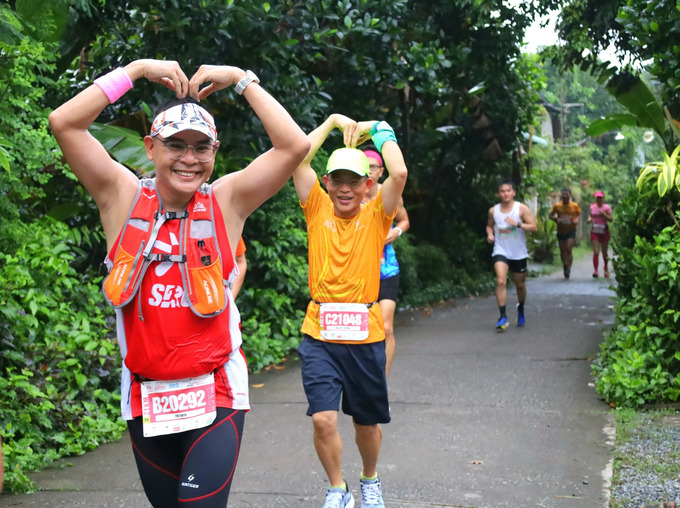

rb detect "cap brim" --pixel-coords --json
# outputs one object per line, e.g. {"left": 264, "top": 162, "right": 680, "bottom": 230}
{"left": 326, "top": 167, "right": 368, "bottom": 176}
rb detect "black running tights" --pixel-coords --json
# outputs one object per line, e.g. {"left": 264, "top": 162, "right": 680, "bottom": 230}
{"left": 128, "top": 408, "right": 246, "bottom": 507}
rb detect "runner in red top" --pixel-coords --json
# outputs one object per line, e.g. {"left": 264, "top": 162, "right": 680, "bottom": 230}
{"left": 49, "top": 59, "right": 309, "bottom": 508}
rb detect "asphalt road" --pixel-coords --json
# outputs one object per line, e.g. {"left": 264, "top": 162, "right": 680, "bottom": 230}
{"left": 0, "top": 255, "right": 616, "bottom": 508}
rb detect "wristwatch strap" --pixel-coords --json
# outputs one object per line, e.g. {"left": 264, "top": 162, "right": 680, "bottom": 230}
{"left": 235, "top": 70, "right": 260, "bottom": 95}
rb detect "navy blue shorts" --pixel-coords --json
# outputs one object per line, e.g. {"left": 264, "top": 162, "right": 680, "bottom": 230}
{"left": 297, "top": 335, "right": 390, "bottom": 425}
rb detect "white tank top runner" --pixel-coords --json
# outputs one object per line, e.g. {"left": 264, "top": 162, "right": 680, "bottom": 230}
{"left": 492, "top": 201, "right": 528, "bottom": 260}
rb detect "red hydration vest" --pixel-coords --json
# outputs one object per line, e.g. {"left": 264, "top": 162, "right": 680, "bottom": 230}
{"left": 103, "top": 179, "right": 228, "bottom": 318}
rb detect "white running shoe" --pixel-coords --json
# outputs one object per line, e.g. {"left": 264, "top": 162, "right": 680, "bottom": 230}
{"left": 359, "top": 477, "right": 385, "bottom": 508}
{"left": 323, "top": 483, "right": 354, "bottom": 508}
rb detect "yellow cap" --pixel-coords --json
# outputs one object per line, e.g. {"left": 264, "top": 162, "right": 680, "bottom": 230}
{"left": 326, "top": 148, "right": 370, "bottom": 177}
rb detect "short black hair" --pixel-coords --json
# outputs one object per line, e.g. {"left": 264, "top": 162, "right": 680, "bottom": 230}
{"left": 153, "top": 96, "right": 208, "bottom": 118}
{"left": 498, "top": 177, "right": 515, "bottom": 190}
{"left": 561, "top": 187, "right": 572, "bottom": 194}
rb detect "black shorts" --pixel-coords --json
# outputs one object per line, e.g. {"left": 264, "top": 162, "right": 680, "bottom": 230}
{"left": 492, "top": 255, "right": 528, "bottom": 274}
{"left": 128, "top": 407, "right": 245, "bottom": 507}
{"left": 378, "top": 274, "right": 400, "bottom": 302}
{"left": 297, "top": 335, "right": 390, "bottom": 425}
{"left": 557, "top": 230, "right": 576, "bottom": 241}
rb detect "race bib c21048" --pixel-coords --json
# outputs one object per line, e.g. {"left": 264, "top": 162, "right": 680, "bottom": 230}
{"left": 319, "top": 302, "right": 370, "bottom": 342}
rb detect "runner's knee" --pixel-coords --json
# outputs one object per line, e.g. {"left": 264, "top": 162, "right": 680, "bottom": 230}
{"left": 312, "top": 410, "right": 338, "bottom": 436}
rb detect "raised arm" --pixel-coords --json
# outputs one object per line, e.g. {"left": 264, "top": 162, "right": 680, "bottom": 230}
{"left": 385, "top": 197, "right": 409, "bottom": 245}
{"left": 292, "top": 113, "right": 357, "bottom": 205}
{"left": 354, "top": 121, "right": 407, "bottom": 216}
{"left": 196, "top": 66, "right": 310, "bottom": 222}
{"left": 49, "top": 59, "right": 190, "bottom": 246}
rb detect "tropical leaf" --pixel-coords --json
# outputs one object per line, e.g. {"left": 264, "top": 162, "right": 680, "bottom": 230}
{"left": 658, "top": 152, "right": 672, "bottom": 197}
{"left": 0, "top": 133, "right": 12, "bottom": 171}
{"left": 670, "top": 144, "right": 680, "bottom": 194}
{"left": 606, "top": 72, "right": 666, "bottom": 135}
{"left": 0, "top": 148, "right": 9, "bottom": 171}
{"left": 586, "top": 114, "right": 638, "bottom": 137}
{"left": 88, "top": 123, "right": 154, "bottom": 174}
{"left": 637, "top": 163, "right": 660, "bottom": 191}
{"left": 637, "top": 144, "right": 680, "bottom": 196}
{"left": 468, "top": 82, "right": 486, "bottom": 96}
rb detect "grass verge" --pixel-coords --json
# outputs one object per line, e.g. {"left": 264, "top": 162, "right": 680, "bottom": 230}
{"left": 609, "top": 408, "right": 680, "bottom": 507}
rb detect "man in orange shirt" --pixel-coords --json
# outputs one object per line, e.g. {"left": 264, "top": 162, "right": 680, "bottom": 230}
{"left": 292, "top": 113, "right": 407, "bottom": 508}
{"left": 549, "top": 188, "right": 581, "bottom": 279}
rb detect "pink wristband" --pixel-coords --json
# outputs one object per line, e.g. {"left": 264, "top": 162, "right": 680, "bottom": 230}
{"left": 94, "top": 68, "right": 133, "bottom": 103}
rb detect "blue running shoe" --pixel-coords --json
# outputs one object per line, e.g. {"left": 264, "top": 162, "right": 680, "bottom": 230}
{"left": 516, "top": 304, "right": 525, "bottom": 327}
{"left": 323, "top": 482, "right": 354, "bottom": 508}
{"left": 359, "top": 477, "right": 385, "bottom": 508}
{"left": 495, "top": 316, "right": 509, "bottom": 331}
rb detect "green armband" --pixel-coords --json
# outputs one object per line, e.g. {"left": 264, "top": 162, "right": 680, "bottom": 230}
{"left": 370, "top": 121, "right": 397, "bottom": 152}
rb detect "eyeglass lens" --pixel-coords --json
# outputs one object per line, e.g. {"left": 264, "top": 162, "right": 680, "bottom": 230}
{"left": 162, "top": 140, "right": 216, "bottom": 162}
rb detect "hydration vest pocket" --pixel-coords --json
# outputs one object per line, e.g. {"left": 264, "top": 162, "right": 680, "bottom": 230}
{"left": 104, "top": 245, "right": 141, "bottom": 307}
{"left": 188, "top": 258, "right": 226, "bottom": 315}
{"left": 104, "top": 179, "right": 231, "bottom": 318}
{"left": 182, "top": 235, "right": 226, "bottom": 315}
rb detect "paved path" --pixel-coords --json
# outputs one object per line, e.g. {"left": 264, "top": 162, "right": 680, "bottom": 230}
{"left": 0, "top": 255, "right": 616, "bottom": 507}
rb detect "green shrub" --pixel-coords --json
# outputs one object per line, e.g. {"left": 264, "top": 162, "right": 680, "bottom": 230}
{"left": 610, "top": 185, "right": 678, "bottom": 300}
{"left": 396, "top": 235, "right": 495, "bottom": 308}
{"left": 593, "top": 185, "right": 680, "bottom": 407}
{"left": 0, "top": 218, "right": 125, "bottom": 492}
{"left": 235, "top": 182, "right": 309, "bottom": 371}
{"left": 528, "top": 215, "right": 556, "bottom": 262}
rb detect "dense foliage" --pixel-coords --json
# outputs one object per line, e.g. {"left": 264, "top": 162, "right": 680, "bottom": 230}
{"left": 0, "top": 4, "right": 125, "bottom": 492}
{"left": 1, "top": 219, "right": 125, "bottom": 492}
{"left": 549, "top": 0, "right": 680, "bottom": 151}
{"left": 593, "top": 183, "right": 680, "bottom": 407}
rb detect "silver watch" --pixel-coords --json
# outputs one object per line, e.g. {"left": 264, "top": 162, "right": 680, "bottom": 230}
{"left": 235, "top": 70, "right": 260, "bottom": 95}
